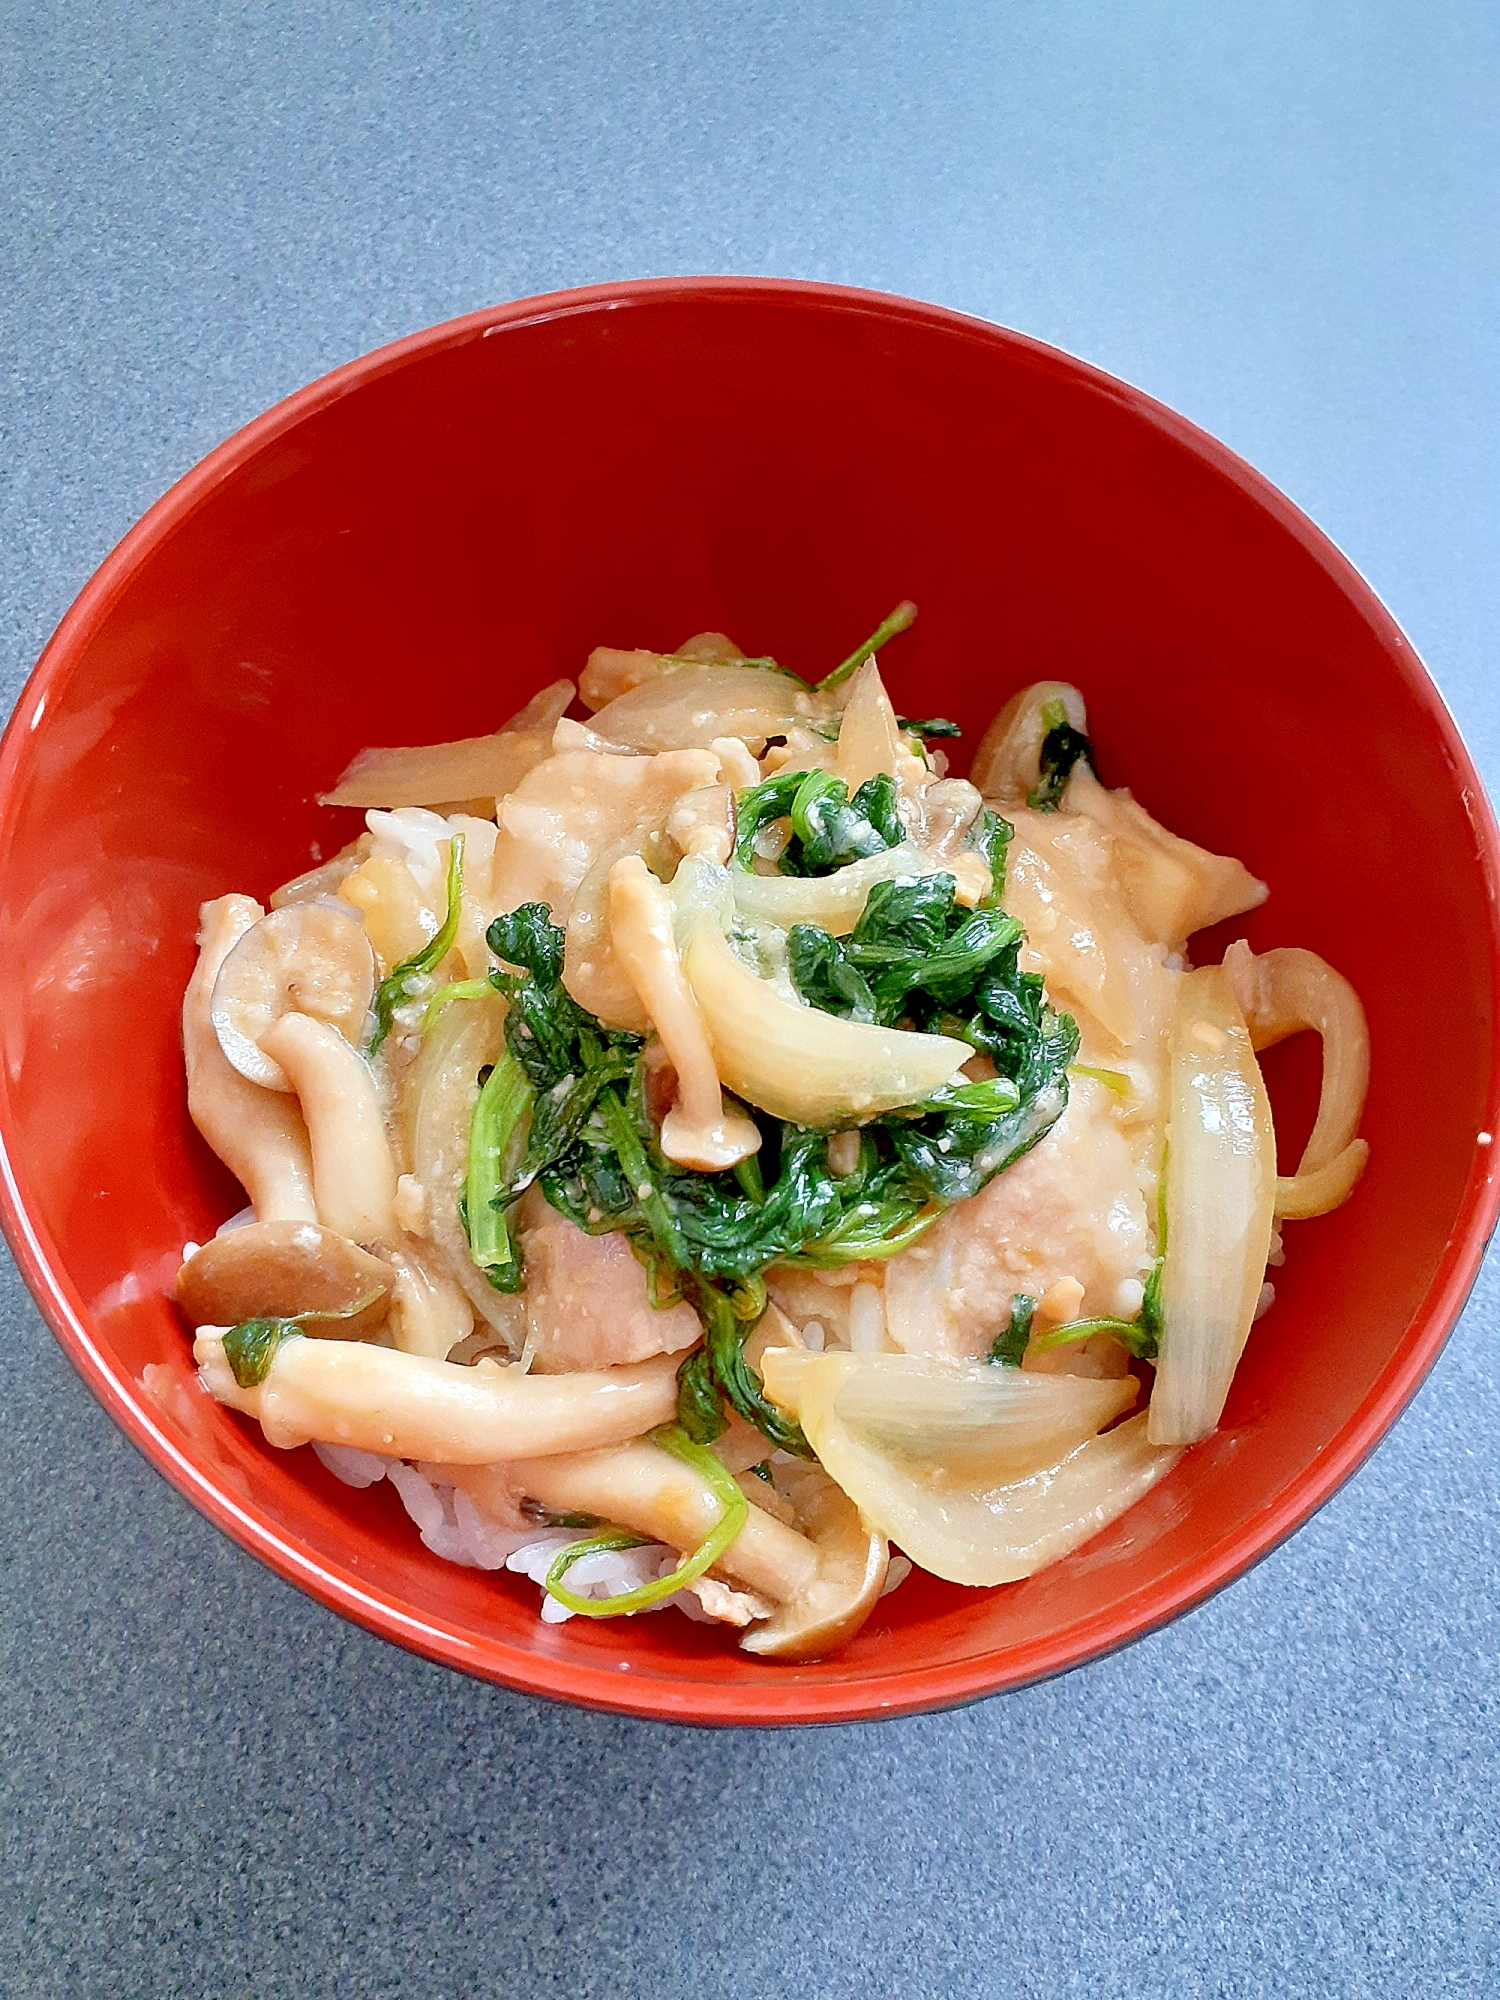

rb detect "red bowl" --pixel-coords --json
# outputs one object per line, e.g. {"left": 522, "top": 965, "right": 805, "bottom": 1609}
{"left": 3, "top": 278, "right": 1497, "bottom": 1725}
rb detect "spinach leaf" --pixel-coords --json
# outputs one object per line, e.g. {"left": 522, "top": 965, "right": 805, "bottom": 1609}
{"left": 786, "top": 926, "right": 877, "bottom": 1022}
{"left": 971, "top": 808, "right": 1012, "bottom": 904}
{"left": 988, "top": 1295, "right": 1035, "bottom": 1368}
{"left": 735, "top": 768, "right": 906, "bottom": 877}
{"left": 897, "top": 715, "right": 962, "bottom": 739}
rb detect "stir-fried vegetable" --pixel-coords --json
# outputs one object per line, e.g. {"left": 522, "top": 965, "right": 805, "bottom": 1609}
{"left": 733, "top": 768, "right": 902, "bottom": 872}
{"left": 897, "top": 715, "right": 962, "bottom": 740}
{"left": 463, "top": 1053, "right": 532, "bottom": 1291}
{"left": 460, "top": 873, "right": 1076, "bottom": 1450}
{"left": 814, "top": 598, "right": 919, "bottom": 692}
{"left": 1148, "top": 966, "right": 1276, "bottom": 1446}
{"left": 220, "top": 1290, "right": 391, "bottom": 1387}
{"left": 759, "top": 1348, "right": 1180, "bottom": 1586}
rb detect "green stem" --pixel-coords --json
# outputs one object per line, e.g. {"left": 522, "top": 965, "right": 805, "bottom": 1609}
{"left": 423, "top": 978, "right": 493, "bottom": 1033}
{"left": 465, "top": 1051, "right": 533, "bottom": 1287}
{"left": 369, "top": 830, "right": 467, "bottom": 1053}
{"left": 598, "top": 1088, "right": 689, "bottom": 1272}
{"left": 1029, "top": 1314, "right": 1157, "bottom": 1360}
{"left": 815, "top": 599, "right": 918, "bottom": 692}
{"left": 1069, "top": 1064, "right": 1131, "bottom": 1097}
{"left": 541, "top": 1423, "right": 749, "bottom": 1617}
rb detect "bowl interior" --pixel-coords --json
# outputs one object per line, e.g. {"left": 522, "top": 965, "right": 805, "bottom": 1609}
{"left": 3, "top": 281, "right": 1496, "bottom": 1724}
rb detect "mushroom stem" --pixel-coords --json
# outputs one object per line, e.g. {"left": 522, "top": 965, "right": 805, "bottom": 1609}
{"left": 260, "top": 1012, "right": 398, "bottom": 1244}
{"left": 608, "top": 854, "right": 760, "bottom": 1171}
{"left": 183, "top": 897, "right": 318, "bottom": 1224}
{"left": 451, "top": 1443, "right": 822, "bottom": 1605}
{"left": 195, "top": 1332, "right": 681, "bottom": 1459}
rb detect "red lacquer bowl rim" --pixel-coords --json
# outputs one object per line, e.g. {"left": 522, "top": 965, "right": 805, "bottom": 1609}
{"left": 4, "top": 277, "right": 1499, "bottom": 1726}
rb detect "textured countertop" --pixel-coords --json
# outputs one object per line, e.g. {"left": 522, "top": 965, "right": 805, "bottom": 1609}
{"left": 2, "top": 7, "right": 1496, "bottom": 1995}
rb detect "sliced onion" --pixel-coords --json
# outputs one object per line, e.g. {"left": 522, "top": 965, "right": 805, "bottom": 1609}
{"left": 969, "top": 681, "right": 1088, "bottom": 803}
{"left": 832, "top": 660, "right": 906, "bottom": 791}
{"left": 321, "top": 681, "right": 576, "bottom": 810}
{"left": 1276, "top": 1137, "right": 1369, "bottom": 1219}
{"left": 759, "top": 1348, "right": 1176, "bottom": 1586}
{"left": 1223, "top": 940, "right": 1370, "bottom": 1183}
{"left": 730, "top": 842, "right": 938, "bottom": 935}
{"left": 680, "top": 924, "right": 969, "bottom": 1124}
{"left": 1148, "top": 964, "right": 1277, "bottom": 1447}
{"left": 586, "top": 663, "right": 837, "bottom": 751}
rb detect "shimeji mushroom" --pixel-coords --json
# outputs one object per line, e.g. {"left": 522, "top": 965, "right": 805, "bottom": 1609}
{"left": 738, "top": 1457, "right": 889, "bottom": 1661}
{"left": 183, "top": 896, "right": 318, "bottom": 1225}
{"left": 195, "top": 1331, "right": 682, "bottom": 1459}
{"left": 259, "top": 1013, "right": 398, "bottom": 1245}
{"left": 177, "top": 1220, "right": 392, "bottom": 1336}
{"left": 210, "top": 901, "right": 376, "bottom": 1092}
{"left": 449, "top": 1433, "right": 890, "bottom": 1658}
{"left": 451, "top": 1440, "right": 821, "bottom": 1608}
{"left": 607, "top": 853, "right": 761, "bottom": 1171}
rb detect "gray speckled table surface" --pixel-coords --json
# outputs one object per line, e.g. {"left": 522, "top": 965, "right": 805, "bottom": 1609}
{"left": 2, "top": 6, "right": 1496, "bottom": 1995}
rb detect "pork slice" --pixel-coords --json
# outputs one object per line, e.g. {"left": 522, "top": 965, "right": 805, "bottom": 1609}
{"left": 519, "top": 1185, "right": 703, "bottom": 1371}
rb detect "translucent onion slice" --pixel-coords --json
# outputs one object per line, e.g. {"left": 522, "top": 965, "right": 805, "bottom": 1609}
{"left": 759, "top": 1348, "right": 1177, "bottom": 1587}
{"left": 730, "top": 842, "right": 937, "bottom": 935}
{"left": 402, "top": 988, "right": 524, "bottom": 1342}
{"left": 680, "top": 923, "right": 969, "bottom": 1124}
{"left": 1223, "top": 940, "right": 1370, "bottom": 1180}
{"left": 1275, "top": 1136, "right": 1369, "bottom": 1219}
{"left": 1148, "top": 964, "right": 1277, "bottom": 1447}
{"left": 321, "top": 680, "right": 576, "bottom": 811}
{"left": 586, "top": 663, "right": 837, "bottom": 751}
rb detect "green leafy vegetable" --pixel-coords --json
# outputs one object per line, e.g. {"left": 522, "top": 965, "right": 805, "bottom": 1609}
{"left": 786, "top": 926, "right": 877, "bottom": 1023}
{"left": 733, "top": 767, "right": 904, "bottom": 875}
{"left": 219, "top": 1287, "right": 386, "bottom": 1388}
{"left": 463, "top": 1051, "right": 533, "bottom": 1291}
{"left": 971, "top": 808, "right": 1012, "bottom": 904}
{"left": 897, "top": 715, "right": 962, "bottom": 739}
{"left": 541, "top": 1423, "right": 750, "bottom": 1618}
{"left": 695, "top": 1283, "right": 811, "bottom": 1457}
{"left": 471, "top": 865, "right": 1075, "bottom": 1448}
{"left": 1028, "top": 699, "right": 1096, "bottom": 811}
{"left": 815, "top": 599, "right": 919, "bottom": 692}
{"left": 1139, "top": 1147, "right": 1168, "bottom": 1343}
{"left": 222, "top": 1318, "right": 295, "bottom": 1388}
{"left": 369, "top": 831, "right": 466, "bottom": 1053}
{"left": 1030, "top": 1314, "right": 1159, "bottom": 1362}
{"left": 988, "top": 1294, "right": 1035, "bottom": 1368}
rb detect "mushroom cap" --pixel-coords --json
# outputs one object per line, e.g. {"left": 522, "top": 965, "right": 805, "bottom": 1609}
{"left": 176, "top": 1220, "right": 391, "bottom": 1336}
{"left": 739, "top": 1458, "right": 888, "bottom": 1662}
{"left": 209, "top": 903, "right": 376, "bottom": 1092}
